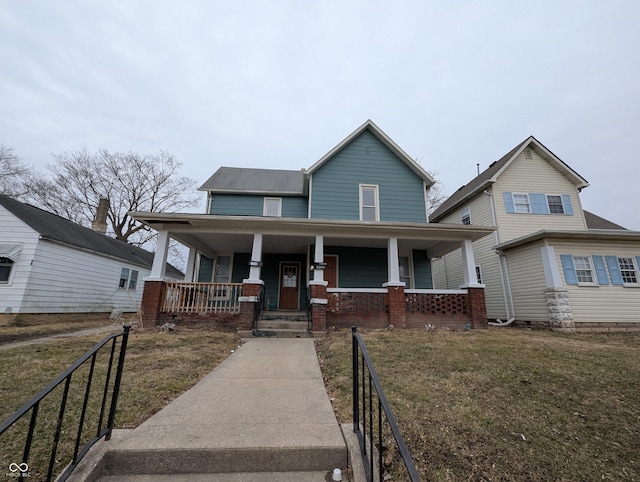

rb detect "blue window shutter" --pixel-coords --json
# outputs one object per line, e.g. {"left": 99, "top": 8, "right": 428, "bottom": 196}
{"left": 503, "top": 192, "right": 515, "bottom": 214}
{"left": 592, "top": 255, "right": 609, "bottom": 285}
{"left": 560, "top": 255, "right": 578, "bottom": 285}
{"left": 606, "top": 256, "right": 624, "bottom": 285}
{"left": 561, "top": 194, "right": 574, "bottom": 215}
{"left": 530, "top": 193, "right": 549, "bottom": 214}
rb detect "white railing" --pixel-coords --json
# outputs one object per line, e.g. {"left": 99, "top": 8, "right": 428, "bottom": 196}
{"left": 161, "top": 282, "right": 243, "bottom": 314}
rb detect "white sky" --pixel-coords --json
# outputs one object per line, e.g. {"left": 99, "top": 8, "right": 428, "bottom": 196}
{"left": 1, "top": 1, "right": 639, "bottom": 230}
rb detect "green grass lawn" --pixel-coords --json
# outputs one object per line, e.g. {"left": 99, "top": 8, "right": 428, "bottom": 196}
{"left": 316, "top": 327, "right": 640, "bottom": 481}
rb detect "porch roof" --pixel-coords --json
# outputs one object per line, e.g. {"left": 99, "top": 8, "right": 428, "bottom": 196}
{"left": 131, "top": 212, "right": 494, "bottom": 259}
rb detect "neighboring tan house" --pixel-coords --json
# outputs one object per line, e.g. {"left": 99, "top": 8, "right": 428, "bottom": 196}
{"left": 430, "top": 136, "right": 640, "bottom": 331}
{"left": 0, "top": 195, "right": 183, "bottom": 315}
{"left": 132, "top": 120, "right": 494, "bottom": 331}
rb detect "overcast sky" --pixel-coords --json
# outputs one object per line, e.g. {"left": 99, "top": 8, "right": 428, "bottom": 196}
{"left": 1, "top": 1, "right": 638, "bottom": 230}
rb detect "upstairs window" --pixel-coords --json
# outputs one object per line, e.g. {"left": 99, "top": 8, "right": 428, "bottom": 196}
{"left": 360, "top": 184, "right": 379, "bottom": 221}
{"left": 618, "top": 257, "right": 638, "bottom": 284}
{"left": 0, "top": 257, "right": 14, "bottom": 284}
{"left": 573, "top": 256, "right": 595, "bottom": 284}
{"left": 461, "top": 207, "right": 471, "bottom": 225}
{"left": 513, "top": 193, "right": 531, "bottom": 213}
{"left": 118, "top": 268, "right": 139, "bottom": 290}
{"left": 263, "top": 197, "right": 282, "bottom": 217}
{"left": 547, "top": 195, "right": 565, "bottom": 214}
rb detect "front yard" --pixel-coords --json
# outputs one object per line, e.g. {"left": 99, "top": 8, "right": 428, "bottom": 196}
{"left": 315, "top": 327, "right": 640, "bottom": 481}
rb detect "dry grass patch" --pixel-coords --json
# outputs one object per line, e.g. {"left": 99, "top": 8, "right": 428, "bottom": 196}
{"left": 316, "top": 327, "right": 640, "bottom": 481}
{"left": 0, "top": 327, "right": 240, "bottom": 481}
{"left": 0, "top": 313, "right": 124, "bottom": 344}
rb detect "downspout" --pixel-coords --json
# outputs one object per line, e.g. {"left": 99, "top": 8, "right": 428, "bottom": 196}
{"left": 485, "top": 189, "right": 516, "bottom": 326}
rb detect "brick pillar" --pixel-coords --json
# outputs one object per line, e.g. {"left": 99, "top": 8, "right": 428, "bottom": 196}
{"left": 141, "top": 280, "right": 165, "bottom": 328}
{"left": 387, "top": 285, "right": 407, "bottom": 328}
{"left": 238, "top": 282, "right": 263, "bottom": 331}
{"left": 467, "top": 287, "right": 488, "bottom": 330}
{"left": 309, "top": 283, "right": 327, "bottom": 332}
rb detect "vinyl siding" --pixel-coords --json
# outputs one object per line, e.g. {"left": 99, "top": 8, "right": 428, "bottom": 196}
{"left": 493, "top": 151, "right": 587, "bottom": 242}
{"left": 19, "top": 239, "right": 151, "bottom": 313}
{"left": 310, "top": 130, "right": 427, "bottom": 222}
{"left": 502, "top": 242, "right": 549, "bottom": 322}
{"left": 0, "top": 207, "right": 39, "bottom": 313}
{"left": 430, "top": 192, "right": 507, "bottom": 319}
{"left": 210, "top": 194, "right": 308, "bottom": 218}
{"left": 551, "top": 239, "right": 640, "bottom": 323}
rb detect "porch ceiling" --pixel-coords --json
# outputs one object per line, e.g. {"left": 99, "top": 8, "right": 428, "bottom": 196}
{"left": 131, "top": 212, "right": 495, "bottom": 258}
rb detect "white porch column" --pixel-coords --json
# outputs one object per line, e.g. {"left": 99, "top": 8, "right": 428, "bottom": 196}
{"left": 244, "top": 233, "right": 263, "bottom": 284}
{"left": 383, "top": 237, "right": 404, "bottom": 287}
{"left": 185, "top": 247, "right": 198, "bottom": 281}
{"left": 541, "top": 245, "right": 563, "bottom": 288}
{"left": 310, "top": 235, "right": 327, "bottom": 285}
{"left": 460, "top": 239, "right": 483, "bottom": 288}
{"left": 148, "top": 230, "right": 170, "bottom": 280}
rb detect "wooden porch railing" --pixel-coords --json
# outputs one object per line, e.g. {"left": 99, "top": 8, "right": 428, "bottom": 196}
{"left": 161, "top": 282, "right": 243, "bottom": 314}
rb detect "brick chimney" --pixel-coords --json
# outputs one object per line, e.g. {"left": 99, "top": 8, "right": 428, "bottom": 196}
{"left": 92, "top": 198, "right": 109, "bottom": 233}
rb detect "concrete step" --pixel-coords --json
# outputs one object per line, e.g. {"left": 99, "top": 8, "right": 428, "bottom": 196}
{"left": 101, "top": 446, "right": 345, "bottom": 476}
{"left": 97, "top": 471, "right": 342, "bottom": 481}
{"left": 260, "top": 311, "right": 308, "bottom": 322}
{"left": 257, "top": 320, "right": 309, "bottom": 330}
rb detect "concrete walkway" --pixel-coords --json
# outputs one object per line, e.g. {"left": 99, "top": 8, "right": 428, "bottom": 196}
{"left": 78, "top": 338, "right": 349, "bottom": 481}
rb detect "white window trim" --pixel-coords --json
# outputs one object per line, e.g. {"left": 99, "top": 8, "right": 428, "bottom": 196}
{"left": 573, "top": 255, "right": 597, "bottom": 286}
{"left": 618, "top": 257, "right": 639, "bottom": 286}
{"left": 359, "top": 184, "right": 380, "bottom": 221}
{"left": 118, "top": 267, "right": 140, "bottom": 291}
{"left": 513, "top": 193, "right": 531, "bottom": 213}
{"left": 399, "top": 252, "right": 414, "bottom": 289}
{"left": 546, "top": 194, "right": 565, "bottom": 214}
{"left": 461, "top": 206, "right": 471, "bottom": 225}
{"left": 263, "top": 197, "right": 282, "bottom": 217}
{"left": 0, "top": 257, "right": 16, "bottom": 285}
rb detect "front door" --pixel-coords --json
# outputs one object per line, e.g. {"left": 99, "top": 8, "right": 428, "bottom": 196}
{"left": 324, "top": 255, "right": 337, "bottom": 288}
{"left": 279, "top": 263, "right": 300, "bottom": 310}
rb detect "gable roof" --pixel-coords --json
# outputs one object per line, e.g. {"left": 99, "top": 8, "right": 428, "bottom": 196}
{"left": 584, "top": 210, "right": 627, "bottom": 230}
{"left": 306, "top": 119, "right": 435, "bottom": 186}
{"left": 0, "top": 194, "right": 183, "bottom": 277}
{"left": 430, "top": 136, "right": 590, "bottom": 222}
{"left": 199, "top": 167, "right": 306, "bottom": 195}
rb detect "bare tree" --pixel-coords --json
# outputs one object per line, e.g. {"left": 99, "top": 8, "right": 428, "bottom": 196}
{"left": 426, "top": 169, "right": 447, "bottom": 215}
{"left": 23, "top": 148, "right": 200, "bottom": 247}
{"left": 0, "top": 144, "right": 31, "bottom": 196}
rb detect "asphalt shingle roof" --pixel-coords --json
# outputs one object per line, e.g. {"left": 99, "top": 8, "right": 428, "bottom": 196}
{"left": 584, "top": 210, "right": 627, "bottom": 230}
{"left": 0, "top": 194, "right": 183, "bottom": 277}
{"left": 199, "top": 167, "right": 306, "bottom": 194}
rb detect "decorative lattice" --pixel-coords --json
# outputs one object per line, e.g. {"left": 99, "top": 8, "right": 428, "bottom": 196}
{"left": 404, "top": 293, "right": 468, "bottom": 316}
{"left": 327, "top": 292, "right": 388, "bottom": 314}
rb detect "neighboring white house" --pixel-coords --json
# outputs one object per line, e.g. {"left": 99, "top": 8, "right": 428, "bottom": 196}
{"left": 430, "top": 136, "right": 640, "bottom": 331}
{"left": 0, "top": 195, "right": 183, "bottom": 314}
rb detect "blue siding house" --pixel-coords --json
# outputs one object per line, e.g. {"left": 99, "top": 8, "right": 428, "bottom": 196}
{"left": 133, "top": 120, "right": 494, "bottom": 332}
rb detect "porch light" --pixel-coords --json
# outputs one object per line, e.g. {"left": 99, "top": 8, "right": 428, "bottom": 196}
{"left": 248, "top": 260, "right": 263, "bottom": 267}
{"left": 311, "top": 262, "right": 327, "bottom": 271}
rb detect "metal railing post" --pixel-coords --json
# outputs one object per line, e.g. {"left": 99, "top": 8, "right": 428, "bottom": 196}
{"left": 106, "top": 324, "right": 131, "bottom": 440}
{"left": 352, "top": 326, "right": 359, "bottom": 433}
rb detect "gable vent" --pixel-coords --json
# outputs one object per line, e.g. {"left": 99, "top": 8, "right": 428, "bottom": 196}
{"left": 524, "top": 148, "right": 533, "bottom": 159}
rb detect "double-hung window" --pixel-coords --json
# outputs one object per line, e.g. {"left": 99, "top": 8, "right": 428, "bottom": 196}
{"left": 547, "top": 195, "right": 565, "bottom": 214}
{"left": 618, "top": 257, "right": 638, "bottom": 284}
{"left": 360, "top": 184, "right": 379, "bottom": 221}
{"left": 573, "top": 256, "right": 595, "bottom": 284}
{"left": 118, "top": 268, "right": 139, "bottom": 290}
{"left": 513, "top": 193, "right": 531, "bottom": 213}
{"left": 461, "top": 207, "right": 471, "bottom": 225}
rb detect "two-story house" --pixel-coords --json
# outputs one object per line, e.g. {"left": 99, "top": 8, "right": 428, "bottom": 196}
{"left": 431, "top": 136, "right": 640, "bottom": 331}
{"left": 133, "top": 120, "right": 494, "bottom": 332}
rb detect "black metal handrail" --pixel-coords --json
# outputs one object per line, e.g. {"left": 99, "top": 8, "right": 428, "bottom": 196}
{"left": 253, "top": 284, "right": 265, "bottom": 329}
{"left": 0, "top": 325, "right": 131, "bottom": 482}
{"left": 352, "top": 326, "right": 420, "bottom": 481}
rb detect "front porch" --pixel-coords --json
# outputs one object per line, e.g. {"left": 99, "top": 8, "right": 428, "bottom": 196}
{"left": 134, "top": 213, "right": 494, "bottom": 332}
